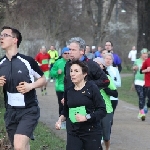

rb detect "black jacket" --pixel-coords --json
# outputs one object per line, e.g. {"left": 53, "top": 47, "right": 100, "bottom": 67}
{"left": 64, "top": 56, "right": 110, "bottom": 90}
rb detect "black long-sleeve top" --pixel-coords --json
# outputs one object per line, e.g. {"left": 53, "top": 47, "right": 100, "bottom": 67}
{"left": 63, "top": 81, "right": 106, "bottom": 134}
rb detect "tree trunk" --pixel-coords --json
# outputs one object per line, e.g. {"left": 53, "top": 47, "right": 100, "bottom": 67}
{"left": 137, "top": 0, "right": 150, "bottom": 54}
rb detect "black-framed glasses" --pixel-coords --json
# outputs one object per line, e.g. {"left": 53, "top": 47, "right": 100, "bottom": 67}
{"left": 0, "top": 33, "right": 15, "bottom": 38}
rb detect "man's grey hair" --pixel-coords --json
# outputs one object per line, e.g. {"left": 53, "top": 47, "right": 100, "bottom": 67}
{"left": 68, "top": 37, "right": 86, "bottom": 50}
{"left": 41, "top": 45, "right": 46, "bottom": 49}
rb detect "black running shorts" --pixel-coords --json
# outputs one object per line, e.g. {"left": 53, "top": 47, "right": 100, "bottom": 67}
{"left": 4, "top": 106, "right": 40, "bottom": 145}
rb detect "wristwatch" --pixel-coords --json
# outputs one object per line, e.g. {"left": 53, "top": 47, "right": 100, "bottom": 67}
{"left": 85, "top": 114, "right": 91, "bottom": 120}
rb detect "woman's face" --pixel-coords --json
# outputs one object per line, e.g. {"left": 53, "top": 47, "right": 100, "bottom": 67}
{"left": 70, "top": 64, "right": 87, "bottom": 84}
{"left": 104, "top": 55, "right": 113, "bottom": 66}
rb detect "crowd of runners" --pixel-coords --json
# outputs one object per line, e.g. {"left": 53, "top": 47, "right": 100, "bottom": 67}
{"left": 0, "top": 26, "right": 149, "bottom": 150}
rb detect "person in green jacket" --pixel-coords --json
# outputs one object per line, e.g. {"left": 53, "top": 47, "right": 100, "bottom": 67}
{"left": 48, "top": 45, "right": 59, "bottom": 82}
{"left": 94, "top": 57, "right": 118, "bottom": 150}
{"left": 50, "top": 47, "right": 70, "bottom": 116}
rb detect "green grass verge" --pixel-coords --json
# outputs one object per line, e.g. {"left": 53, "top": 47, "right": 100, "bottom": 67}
{"left": 118, "top": 76, "right": 138, "bottom": 106}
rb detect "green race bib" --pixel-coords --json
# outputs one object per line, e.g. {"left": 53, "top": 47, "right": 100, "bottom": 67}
{"left": 69, "top": 106, "right": 86, "bottom": 123}
{"left": 42, "top": 59, "right": 49, "bottom": 64}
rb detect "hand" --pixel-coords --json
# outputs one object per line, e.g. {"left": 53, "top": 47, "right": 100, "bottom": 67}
{"left": 57, "top": 69, "right": 62, "bottom": 74}
{"left": 61, "top": 98, "right": 64, "bottom": 105}
{"left": 75, "top": 114, "right": 87, "bottom": 122}
{"left": 38, "top": 63, "right": 42, "bottom": 66}
{"left": 0, "top": 76, "right": 6, "bottom": 86}
{"left": 55, "top": 120, "right": 61, "bottom": 130}
{"left": 147, "top": 67, "right": 150, "bottom": 72}
{"left": 133, "top": 66, "right": 138, "bottom": 71}
{"left": 16, "top": 82, "right": 33, "bottom": 94}
{"left": 48, "top": 64, "right": 50, "bottom": 68}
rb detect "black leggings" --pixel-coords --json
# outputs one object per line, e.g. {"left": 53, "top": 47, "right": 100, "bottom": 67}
{"left": 135, "top": 85, "right": 145, "bottom": 109}
{"left": 66, "top": 133, "right": 103, "bottom": 150}
{"left": 111, "top": 100, "right": 118, "bottom": 114}
{"left": 56, "top": 91, "right": 64, "bottom": 116}
{"left": 144, "top": 87, "right": 150, "bottom": 107}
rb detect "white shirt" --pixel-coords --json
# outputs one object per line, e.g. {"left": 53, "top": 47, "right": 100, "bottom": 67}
{"left": 128, "top": 50, "right": 137, "bottom": 61}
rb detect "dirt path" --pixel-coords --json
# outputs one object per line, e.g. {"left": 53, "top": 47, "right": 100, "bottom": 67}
{"left": 37, "top": 81, "right": 150, "bottom": 150}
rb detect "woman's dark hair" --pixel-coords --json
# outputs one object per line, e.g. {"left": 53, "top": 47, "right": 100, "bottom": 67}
{"left": 70, "top": 59, "right": 88, "bottom": 80}
{"left": 105, "top": 41, "right": 113, "bottom": 47}
{"left": 2, "top": 26, "right": 22, "bottom": 48}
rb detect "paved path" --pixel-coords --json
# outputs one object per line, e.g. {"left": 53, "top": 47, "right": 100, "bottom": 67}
{"left": 37, "top": 81, "right": 150, "bottom": 150}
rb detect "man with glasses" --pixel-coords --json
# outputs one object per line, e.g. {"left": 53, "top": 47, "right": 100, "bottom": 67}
{"left": 0, "top": 26, "right": 46, "bottom": 150}
{"left": 50, "top": 47, "right": 70, "bottom": 116}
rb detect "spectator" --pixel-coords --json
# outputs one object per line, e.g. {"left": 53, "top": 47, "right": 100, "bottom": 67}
{"left": 128, "top": 46, "right": 137, "bottom": 64}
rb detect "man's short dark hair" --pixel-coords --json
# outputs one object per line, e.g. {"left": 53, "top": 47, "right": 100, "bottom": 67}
{"left": 2, "top": 26, "right": 22, "bottom": 48}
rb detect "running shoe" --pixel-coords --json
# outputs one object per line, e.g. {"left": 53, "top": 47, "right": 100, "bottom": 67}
{"left": 137, "top": 112, "right": 142, "bottom": 119}
{"left": 50, "top": 79, "right": 53, "bottom": 82}
{"left": 141, "top": 114, "right": 146, "bottom": 121}
{"left": 41, "top": 90, "right": 44, "bottom": 96}
{"left": 144, "top": 105, "right": 148, "bottom": 114}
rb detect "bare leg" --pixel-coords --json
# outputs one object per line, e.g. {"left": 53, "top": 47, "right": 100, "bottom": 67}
{"left": 14, "top": 134, "right": 30, "bottom": 150}
{"left": 104, "top": 140, "right": 110, "bottom": 150}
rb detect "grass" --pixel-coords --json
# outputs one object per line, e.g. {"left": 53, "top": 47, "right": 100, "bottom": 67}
{"left": 118, "top": 76, "right": 138, "bottom": 106}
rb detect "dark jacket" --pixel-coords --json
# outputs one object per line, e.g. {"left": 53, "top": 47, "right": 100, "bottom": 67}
{"left": 64, "top": 56, "right": 110, "bottom": 90}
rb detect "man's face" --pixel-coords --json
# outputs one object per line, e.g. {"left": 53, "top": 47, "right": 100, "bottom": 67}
{"left": 0, "top": 29, "right": 17, "bottom": 50}
{"left": 69, "top": 42, "right": 84, "bottom": 60}
{"left": 62, "top": 51, "right": 70, "bottom": 60}
{"left": 85, "top": 46, "right": 90, "bottom": 53}
{"left": 132, "top": 46, "right": 136, "bottom": 50}
{"left": 50, "top": 46, "right": 55, "bottom": 50}
{"left": 105, "top": 42, "right": 112, "bottom": 51}
{"left": 41, "top": 48, "right": 46, "bottom": 53}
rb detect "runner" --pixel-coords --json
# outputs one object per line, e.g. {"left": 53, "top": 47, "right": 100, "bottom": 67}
{"left": 0, "top": 26, "right": 46, "bottom": 150}
{"left": 104, "top": 53, "right": 121, "bottom": 114}
{"left": 48, "top": 45, "right": 59, "bottom": 82}
{"left": 133, "top": 48, "right": 148, "bottom": 121}
{"left": 35, "top": 46, "right": 50, "bottom": 95}
{"left": 141, "top": 50, "right": 150, "bottom": 113}
{"left": 94, "top": 57, "right": 118, "bottom": 150}
{"left": 55, "top": 60, "right": 106, "bottom": 150}
{"left": 50, "top": 47, "right": 70, "bottom": 116}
